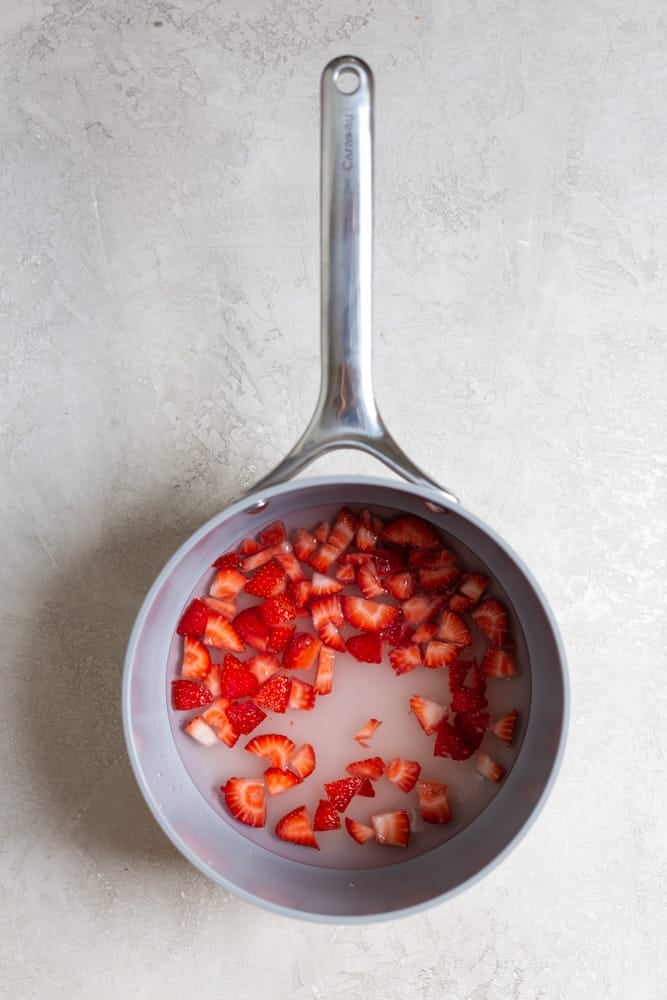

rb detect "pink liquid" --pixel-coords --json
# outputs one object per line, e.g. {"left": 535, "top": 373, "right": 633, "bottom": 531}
{"left": 167, "top": 504, "right": 530, "bottom": 870}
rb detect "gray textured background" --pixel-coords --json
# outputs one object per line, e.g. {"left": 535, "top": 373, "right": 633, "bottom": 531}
{"left": 1, "top": 1, "right": 665, "bottom": 997}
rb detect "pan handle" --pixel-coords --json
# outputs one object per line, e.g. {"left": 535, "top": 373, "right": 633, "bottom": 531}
{"left": 250, "top": 57, "right": 458, "bottom": 504}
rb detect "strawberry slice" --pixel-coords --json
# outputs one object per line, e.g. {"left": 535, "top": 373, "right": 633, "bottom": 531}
{"left": 356, "top": 562, "right": 386, "bottom": 599}
{"left": 220, "top": 655, "right": 259, "bottom": 699}
{"left": 448, "top": 592, "right": 476, "bottom": 613}
{"left": 383, "top": 571, "right": 415, "bottom": 601}
{"left": 171, "top": 679, "right": 214, "bottom": 710}
{"left": 204, "top": 613, "right": 245, "bottom": 652}
{"left": 311, "top": 596, "right": 345, "bottom": 651}
{"left": 341, "top": 596, "right": 399, "bottom": 633}
{"left": 293, "top": 528, "right": 318, "bottom": 562}
{"left": 372, "top": 549, "right": 406, "bottom": 577}
{"left": 275, "top": 805, "right": 319, "bottom": 849}
{"left": 437, "top": 611, "right": 472, "bottom": 647}
{"left": 184, "top": 717, "right": 218, "bottom": 747}
{"left": 288, "top": 743, "right": 316, "bottom": 779}
{"left": 417, "top": 781, "right": 451, "bottom": 824}
{"left": 287, "top": 677, "right": 316, "bottom": 710}
{"left": 202, "top": 661, "right": 222, "bottom": 697}
{"left": 313, "top": 521, "right": 331, "bottom": 543}
{"left": 201, "top": 595, "right": 237, "bottom": 619}
{"left": 253, "top": 673, "right": 291, "bottom": 713}
{"left": 244, "top": 560, "right": 287, "bottom": 598}
{"left": 408, "top": 546, "right": 457, "bottom": 570}
{"left": 423, "top": 640, "right": 460, "bottom": 669}
{"left": 313, "top": 799, "right": 341, "bottom": 831}
{"left": 353, "top": 718, "right": 382, "bottom": 747}
{"left": 476, "top": 750, "right": 506, "bottom": 783}
{"left": 282, "top": 632, "right": 322, "bottom": 671}
{"left": 454, "top": 709, "right": 489, "bottom": 751}
{"left": 471, "top": 599, "right": 509, "bottom": 646}
{"left": 433, "top": 719, "right": 475, "bottom": 760}
{"left": 335, "top": 562, "right": 356, "bottom": 584}
{"left": 345, "top": 816, "right": 375, "bottom": 844}
{"left": 264, "top": 767, "right": 302, "bottom": 796}
{"left": 226, "top": 701, "right": 267, "bottom": 735}
{"left": 384, "top": 759, "right": 421, "bottom": 795}
{"left": 450, "top": 685, "right": 488, "bottom": 713}
{"left": 258, "top": 520, "right": 287, "bottom": 546}
{"left": 381, "top": 616, "right": 414, "bottom": 648}
{"left": 480, "top": 646, "right": 516, "bottom": 678}
{"left": 176, "top": 599, "right": 210, "bottom": 637}
{"left": 355, "top": 508, "right": 381, "bottom": 551}
{"left": 457, "top": 572, "right": 489, "bottom": 603}
{"left": 381, "top": 513, "right": 440, "bottom": 549}
{"left": 337, "top": 552, "right": 374, "bottom": 566}
{"left": 242, "top": 541, "right": 292, "bottom": 573}
{"left": 310, "top": 572, "right": 344, "bottom": 597}
{"left": 401, "top": 594, "right": 443, "bottom": 626}
{"left": 346, "top": 633, "right": 383, "bottom": 663}
{"left": 345, "top": 756, "right": 385, "bottom": 780}
{"left": 314, "top": 646, "right": 335, "bottom": 695}
{"left": 324, "top": 776, "right": 364, "bottom": 812}
{"left": 212, "top": 552, "right": 242, "bottom": 569}
{"left": 233, "top": 607, "right": 270, "bottom": 651}
{"left": 259, "top": 594, "right": 296, "bottom": 626}
{"left": 266, "top": 624, "right": 296, "bottom": 653}
{"left": 388, "top": 644, "right": 422, "bottom": 676}
{"left": 181, "top": 636, "right": 212, "bottom": 679}
{"left": 490, "top": 709, "right": 518, "bottom": 746}
{"left": 223, "top": 777, "right": 266, "bottom": 827}
{"left": 275, "top": 550, "right": 306, "bottom": 583}
{"left": 448, "top": 658, "right": 472, "bottom": 690}
{"left": 411, "top": 622, "right": 438, "bottom": 644}
{"left": 371, "top": 810, "right": 410, "bottom": 847}
{"left": 310, "top": 508, "right": 357, "bottom": 572}
{"left": 289, "top": 580, "right": 313, "bottom": 609}
{"left": 239, "top": 538, "right": 263, "bottom": 555}
{"left": 202, "top": 698, "right": 238, "bottom": 747}
{"left": 245, "top": 652, "right": 281, "bottom": 685}
{"left": 419, "top": 564, "right": 460, "bottom": 591}
{"left": 356, "top": 777, "right": 375, "bottom": 797}
{"left": 410, "top": 694, "right": 447, "bottom": 735}
{"left": 245, "top": 732, "right": 296, "bottom": 769}
{"left": 210, "top": 567, "right": 246, "bottom": 600}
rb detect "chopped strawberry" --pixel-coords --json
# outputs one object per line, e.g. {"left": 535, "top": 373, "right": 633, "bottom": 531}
{"left": 264, "top": 767, "right": 302, "bottom": 796}
{"left": 476, "top": 750, "right": 505, "bottom": 782}
{"left": 275, "top": 550, "right": 306, "bottom": 583}
{"left": 490, "top": 708, "right": 518, "bottom": 746}
{"left": 311, "top": 596, "right": 346, "bottom": 651}
{"left": 337, "top": 552, "right": 374, "bottom": 565}
{"left": 353, "top": 718, "right": 382, "bottom": 747}
{"left": 313, "top": 521, "right": 331, "bottom": 543}
{"left": 401, "top": 594, "right": 443, "bottom": 626}
{"left": 417, "top": 781, "right": 451, "bottom": 824}
{"left": 245, "top": 652, "right": 281, "bottom": 685}
{"left": 239, "top": 538, "right": 263, "bottom": 555}
{"left": 450, "top": 685, "right": 487, "bottom": 713}
{"left": 356, "top": 777, "right": 375, "bottom": 797}
{"left": 409, "top": 694, "right": 447, "bottom": 735}
{"left": 381, "top": 513, "right": 440, "bottom": 549}
{"left": 433, "top": 719, "right": 475, "bottom": 760}
{"left": 282, "top": 632, "right": 322, "bottom": 671}
{"left": 210, "top": 567, "right": 246, "bottom": 600}
{"left": 411, "top": 622, "right": 438, "bottom": 644}
{"left": 437, "top": 611, "right": 472, "bottom": 647}
{"left": 293, "top": 528, "right": 318, "bottom": 562}
{"left": 176, "top": 598, "right": 210, "bottom": 637}
{"left": 242, "top": 541, "right": 292, "bottom": 573}
{"left": 448, "top": 592, "right": 476, "bottom": 613}
{"left": 288, "top": 677, "right": 316, "bottom": 710}
{"left": 266, "top": 624, "right": 296, "bottom": 653}
{"left": 171, "top": 679, "right": 214, "bottom": 710}
{"left": 310, "top": 508, "right": 357, "bottom": 572}
{"left": 383, "top": 757, "right": 422, "bottom": 792}
{"left": 341, "top": 595, "right": 399, "bottom": 633}
{"left": 212, "top": 552, "right": 242, "bottom": 569}
{"left": 203, "top": 661, "right": 222, "bottom": 697}
{"left": 454, "top": 709, "right": 489, "bottom": 751}
{"left": 204, "top": 613, "right": 245, "bottom": 652}
{"left": 371, "top": 810, "right": 410, "bottom": 847}
{"left": 310, "top": 572, "right": 344, "bottom": 597}
{"left": 201, "top": 595, "right": 237, "bottom": 619}
{"left": 381, "top": 616, "right": 414, "bottom": 648}
{"left": 314, "top": 646, "right": 335, "bottom": 695}
{"left": 388, "top": 644, "right": 422, "bottom": 676}
{"left": 345, "top": 816, "right": 375, "bottom": 844}
{"left": 356, "top": 562, "right": 386, "bottom": 599}
{"left": 290, "top": 580, "right": 313, "bottom": 608}
{"left": 244, "top": 560, "right": 287, "bottom": 598}
{"left": 372, "top": 549, "right": 406, "bottom": 577}
{"left": 448, "top": 658, "right": 472, "bottom": 691}
{"left": 288, "top": 743, "right": 316, "bottom": 779}
{"left": 480, "top": 646, "right": 517, "bottom": 678}
{"left": 202, "top": 698, "right": 238, "bottom": 747}
{"left": 457, "top": 572, "right": 489, "bottom": 603}
{"left": 259, "top": 594, "right": 296, "bottom": 626}
{"left": 419, "top": 565, "right": 460, "bottom": 591}
{"left": 423, "top": 640, "right": 460, "bottom": 669}
{"left": 275, "top": 805, "right": 319, "bottom": 849}
{"left": 220, "top": 655, "right": 259, "bottom": 699}
{"left": 245, "top": 733, "right": 296, "bottom": 768}
{"left": 324, "top": 776, "right": 363, "bottom": 812}
{"left": 408, "top": 546, "right": 457, "bottom": 570}
{"left": 335, "top": 562, "right": 356, "bottom": 584}
{"left": 181, "top": 636, "right": 211, "bottom": 679}
{"left": 313, "top": 799, "right": 341, "bottom": 831}
{"left": 383, "top": 571, "right": 415, "bottom": 601}
{"left": 226, "top": 701, "right": 267, "bottom": 735}
{"left": 346, "top": 632, "right": 383, "bottom": 663}
{"left": 355, "top": 523, "right": 378, "bottom": 552}
{"left": 223, "top": 777, "right": 266, "bottom": 827}
{"left": 253, "top": 673, "right": 291, "bottom": 713}
{"left": 471, "top": 599, "right": 509, "bottom": 646}
{"left": 184, "top": 716, "right": 218, "bottom": 747}
{"left": 345, "top": 756, "right": 385, "bottom": 780}
{"left": 233, "top": 607, "right": 270, "bottom": 651}
{"left": 258, "top": 520, "right": 287, "bottom": 546}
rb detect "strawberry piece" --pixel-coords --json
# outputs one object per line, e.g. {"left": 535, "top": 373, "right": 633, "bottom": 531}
{"left": 408, "top": 546, "right": 457, "bottom": 570}
{"left": 212, "top": 552, "right": 242, "bottom": 569}
{"left": 451, "top": 685, "right": 488, "bottom": 713}
{"left": 335, "top": 562, "right": 356, "bottom": 584}
{"left": 490, "top": 709, "right": 518, "bottom": 746}
{"left": 245, "top": 652, "right": 281, "bottom": 685}
{"left": 202, "top": 698, "right": 238, "bottom": 747}
{"left": 345, "top": 756, "right": 385, "bottom": 780}
{"left": 259, "top": 594, "right": 296, "bottom": 626}
{"left": 176, "top": 599, "right": 210, "bottom": 637}
{"left": 356, "top": 777, "right": 375, "bottom": 797}
{"left": 314, "top": 646, "right": 335, "bottom": 695}
{"left": 324, "top": 776, "right": 363, "bottom": 812}
{"left": 266, "top": 624, "right": 296, "bottom": 653}
{"left": 275, "top": 550, "right": 306, "bottom": 583}
{"left": 313, "top": 521, "right": 330, "bottom": 543}
{"left": 223, "top": 777, "right": 266, "bottom": 827}
{"left": 476, "top": 750, "right": 506, "bottom": 783}
{"left": 282, "top": 632, "right": 322, "bottom": 671}
{"left": 454, "top": 710, "right": 489, "bottom": 751}
{"left": 337, "top": 552, "right": 374, "bottom": 566}
{"left": 388, "top": 644, "right": 422, "bottom": 676}
{"left": 171, "top": 679, "right": 214, "bottom": 710}
{"left": 258, "top": 520, "right": 287, "bottom": 546}
{"left": 201, "top": 595, "right": 237, "bottom": 619}
{"left": 289, "top": 580, "right": 313, "bottom": 609}
{"left": 275, "top": 805, "right": 319, "bottom": 849}
{"left": 437, "top": 611, "right": 472, "bottom": 647}
{"left": 220, "top": 655, "right": 259, "bottom": 699}
{"left": 353, "top": 718, "right": 382, "bottom": 747}
{"left": 423, "top": 640, "right": 460, "bottom": 669}
{"left": 293, "top": 528, "right": 318, "bottom": 562}
{"left": 239, "top": 538, "right": 263, "bottom": 555}
{"left": 311, "top": 596, "right": 345, "bottom": 651}
{"left": 383, "top": 571, "right": 415, "bottom": 601}
{"left": 471, "top": 599, "right": 509, "bottom": 646}
{"left": 448, "top": 658, "right": 472, "bottom": 691}
{"left": 181, "top": 636, "right": 212, "bottom": 679}
{"left": 383, "top": 757, "right": 422, "bottom": 793}
{"left": 210, "top": 567, "right": 246, "bottom": 600}
{"left": 355, "top": 508, "right": 380, "bottom": 551}
{"left": 419, "top": 565, "right": 460, "bottom": 591}
{"left": 242, "top": 541, "right": 292, "bottom": 573}
{"left": 253, "top": 673, "right": 291, "bottom": 713}
{"left": 313, "top": 799, "right": 341, "bottom": 831}
{"left": 356, "top": 562, "right": 386, "bottom": 599}
{"left": 309, "top": 508, "right": 357, "bottom": 572}
{"left": 244, "top": 560, "right": 287, "bottom": 598}
{"left": 346, "top": 633, "right": 383, "bottom": 663}
{"left": 401, "top": 594, "right": 443, "bottom": 626}
{"left": 371, "top": 810, "right": 410, "bottom": 847}
{"left": 417, "top": 781, "right": 451, "bottom": 824}
{"left": 288, "top": 677, "right": 316, "bottom": 710}
{"left": 184, "top": 717, "right": 218, "bottom": 747}
{"left": 226, "top": 701, "right": 267, "bottom": 735}
{"left": 457, "top": 572, "right": 489, "bottom": 603}
{"left": 341, "top": 596, "right": 399, "bottom": 633}
{"left": 372, "top": 549, "right": 406, "bottom": 576}
{"left": 264, "top": 767, "right": 302, "bottom": 796}
{"left": 448, "top": 593, "right": 476, "bottom": 613}
{"left": 381, "top": 513, "right": 440, "bottom": 549}
{"left": 412, "top": 622, "right": 438, "bottom": 644}
{"left": 203, "top": 661, "right": 222, "bottom": 697}
{"left": 480, "top": 646, "right": 517, "bottom": 678}
{"left": 381, "top": 616, "right": 414, "bottom": 648}
{"left": 288, "top": 743, "right": 316, "bottom": 779}
{"left": 233, "top": 607, "right": 270, "bottom": 651}
{"left": 310, "top": 572, "right": 344, "bottom": 597}
{"left": 204, "top": 613, "right": 245, "bottom": 652}
{"left": 433, "top": 719, "right": 475, "bottom": 761}
{"left": 410, "top": 694, "right": 447, "bottom": 735}
{"left": 245, "top": 732, "right": 296, "bottom": 768}
{"left": 345, "top": 816, "right": 375, "bottom": 844}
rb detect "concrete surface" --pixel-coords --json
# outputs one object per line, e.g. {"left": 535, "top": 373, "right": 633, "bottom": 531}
{"left": 1, "top": 1, "right": 665, "bottom": 998}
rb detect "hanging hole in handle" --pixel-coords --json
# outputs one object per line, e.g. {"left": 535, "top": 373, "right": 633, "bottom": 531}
{"left": 334, "top": 67, "right": 360, "bottom": 94}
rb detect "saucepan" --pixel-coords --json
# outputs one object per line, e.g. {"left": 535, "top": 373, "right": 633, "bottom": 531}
{"left": 122, "top": 56, "right": 568, "bottom": 922}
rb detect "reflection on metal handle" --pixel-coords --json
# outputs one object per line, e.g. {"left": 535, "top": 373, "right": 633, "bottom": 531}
{"left": 250, "top": 56, "right": 458, "bottom": 504}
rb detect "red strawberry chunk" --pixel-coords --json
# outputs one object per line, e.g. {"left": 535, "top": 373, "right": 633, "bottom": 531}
{"left": 290, "top": 580, "right": 313, "bottom": 608}
{"left": 264, "top": 767, "right": 302, "bottom": 796}
{"left": 184, "top": 716, "right": 218, "bottom": 747}
{"left": 220, "top": 655, "right": 259, "bottom": 699}
{"left": 337, "top": 552, "right": 374, "bottom": 566}
{"left": 203, "top": 661, "right": 222, "bottom": 697}
{"left": 345, "top": 816, "right": 375, "bottom": 844}
{"left": 417, "top": 781, "right": 451, "bottom": 824}
{"left": 356, "top": 777, "right": 375, "bottom": 797}
{"left": 356, "top": 562, "right": 386, "bottom": 599}
{"left": 355, "top": 508, "right": 379, "bottom": 551}
{"left": 448, "top": 592, "right": 476, "bottom": 613}
{"left": 324, "top": 776, "right": 364, "bottom": 812}
{"left": 244, "top": 559, "right": 287, "bottom": 598}
{"left": 454, "top": 710, "right": 490, "bottom": 751}
{"left": 275, "top": 550, "right": 306, "bottom": 583}
{"left": 433, "top": 719, "right": 475, "bottom": 761}
{"left": 245, "top": 733, "right": 296, "bottom": 769}
{"left": 346, "top": 632, "right": 383, "bottom": 663}
{"left": 409, "top": 694, "right": 447, "bottom": 735}
{"left": 253, "top": 673, "right": 291, "bottom": 713}
{"left": 171, "top": 679, "right": 214, "bottom": 710}
{"left": 476, "top": 750, "right": 506, "bottom": 783}
{"left": 335, "top": 562, "right": 356, "bottom": 584}
{"left": 242, "top": 541, "right": 292, "bottom": 573}
{"left": 371, "top": 549, "right": 406, "bottom": 577}
{"left": 314, "top": 646, "right": 335, "bottom": 695}
{"left": 288, "top": 743, "right": 316, "bottom": 779}
{"left": 411, "top": 622, "right": 438, "bottom": 644}
{"left": 458, "top": 572, "right": 489, "bottom": 603}
{"left": 383, "top": 757, "right": 422, "bottom": 793}
{"left": 259, "top": 594, "right": 296, "bottom": 626}
{"left": 471, "top": 599, "right": 509, "bottom": 646}
{"left": 381, "top": 616, "right": 414, "bottom": 648}
{"left": 371, "top": 810, "right": 410, "bottom": 847}
{"left": 341, "top": 596, "right": 399, "bottom": 633}
{"left": 313, "top": 521, "right": 331, "bottom": 543}
{"left": 381, "top": 513, "right": 440, "bottom": 549}
{"left": 451, "top": 685, "right": 488, "bottom": 713}
{"left": 423, "top": 640, "right": 460, "bottom": 669}
{"left": 419, "top": 565, "right": 460, "bottom": 591}
{"left": 437, "top": 611, "right": 472, "bottom": 647}
{"left": 345, "top": 756, "right": 385, "bottom": 781}
{"left": 226, "top": 701, "right": 267, "bottom": 735}
{"left": 310, "top": 572, "right": 344, "bottom": 597}
{"left": 282, "top": 632, "right": 322, "bottom": 671}
{"left": 448, "top": 658, "right": 472, "bottom": 691}
{"left": 223, "top": 777, "right": 266, "bottom": 827}
{"left": 202, "top": 698, "right": 238, "bottom": 747}
{"left": 353, "top": 718, "right": 382, "bottom": 747}
{"left": 177, "top": 598, "right": 210, "bottom": 637}
{"left": 266, "top": 624, "right": 296, "bottom": 653}
{"left": 210, "top": 567, "right": 246, "bottom": 600}
{"left": 245, "top": 652, "right": 281, "bottom": 685}
{"left": 388, "top": 644, "right": 422, "bottom": 676}
{"left": 401, "top": 594, "right": 443, "bottom": 626}
{"left": 201, "top": 595, "right": 237, "bottom": 619}
{"left": 258, "top": 520, "right": 287, "bottom": 547}
{"left": 204, "top": 613, "right": 245, "bottom": 653}
{"left": 311, "top": 596, "right": 345, "bottom": 651}
{"left": 480, "top": 646, "right": 517, "bottom": 678}
{"left": 181, "top": 636, "right": 212, "bottom": 679}
{"left": 490, "top": 709, "right": 518, "bottom": 746}
{"left": 288, "top": 677, "right": 316, "bottom": 711}
{"left": 326, "top": 507, "right": 357, "bottom": 554}
{"left": 233, "top": 607, "right": 270, "bottom": 651}
{"left": 313, "top": 799, "right": 341, "bottom": 831}
{"left": 275, "top": 805, "right": 319, "bottom": 849}
{"left": 408, "top": 546, "right": 457, "bottom": 570}
{"left": 212, "top": 552, "right": 242, "bottom": 569}
{"left": 293, "top": 528, "right": 318, "bottom": 562}
{"left": 239, "top": 538, "right": 262, "bottom": 555}
{"left": 384, "top": 571, "right": 415, "bottom": 601}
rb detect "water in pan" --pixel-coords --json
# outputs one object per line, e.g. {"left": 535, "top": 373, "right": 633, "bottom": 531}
{"left": 167, "top": 502, "right": 530, "bottom": 870}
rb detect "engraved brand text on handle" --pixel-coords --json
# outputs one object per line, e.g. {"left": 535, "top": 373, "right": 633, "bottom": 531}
{"left": 342, "top": 113, "right": 354, "bottom": 170}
